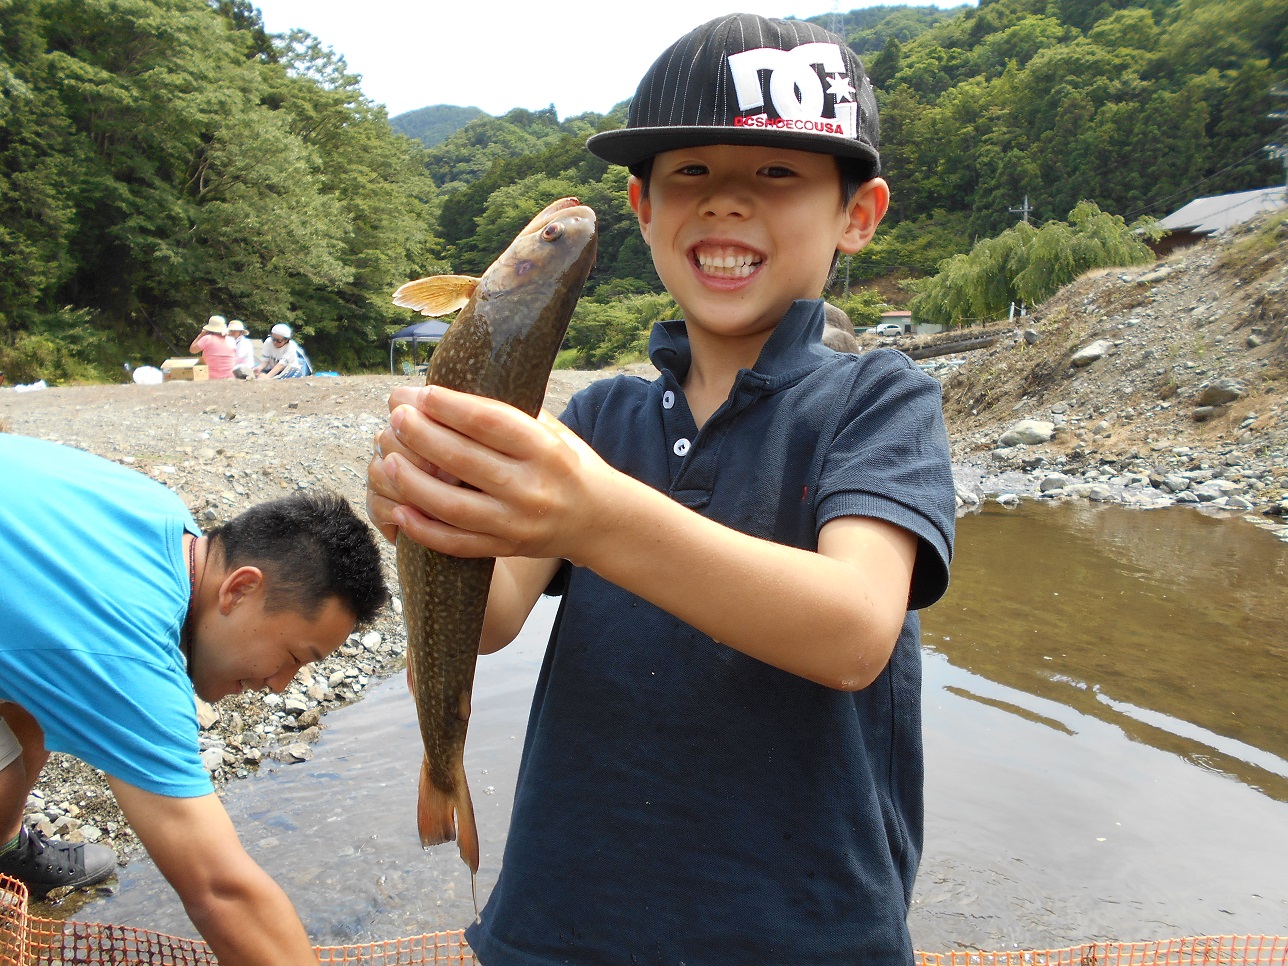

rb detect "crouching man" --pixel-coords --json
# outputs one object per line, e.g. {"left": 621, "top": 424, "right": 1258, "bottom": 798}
{"left": 0, "top": 432, "right": 388, "bottom": 966}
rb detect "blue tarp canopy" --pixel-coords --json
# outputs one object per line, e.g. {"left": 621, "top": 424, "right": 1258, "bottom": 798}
{"left": 388, "top": 319, "right": 449, "bottom": 373}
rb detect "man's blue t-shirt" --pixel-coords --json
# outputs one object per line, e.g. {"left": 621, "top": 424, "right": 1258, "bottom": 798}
{"left": 0, "top": 433, "right": 212, "bottom": 798}
{"left": 467, "top": 301, "right": 956, "bottom": 964}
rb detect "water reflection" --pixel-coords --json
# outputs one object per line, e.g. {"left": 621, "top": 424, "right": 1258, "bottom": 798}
{"left": 73, "top": 504, "right": 1288, "bottom": 950}
{"left": 922, "top": 502, "right": 1288, "bottom": 800}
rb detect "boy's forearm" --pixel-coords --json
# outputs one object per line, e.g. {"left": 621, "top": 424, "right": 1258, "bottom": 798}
{"left": 567, "top": 470, "right": 915, "bottom": 691}
{"left": 480, "top": 556, "right": 559, "bottom": 654}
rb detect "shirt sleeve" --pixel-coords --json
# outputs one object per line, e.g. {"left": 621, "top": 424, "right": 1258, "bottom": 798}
{"left": 816, "top": 353, "right": 955, "bottom": 610}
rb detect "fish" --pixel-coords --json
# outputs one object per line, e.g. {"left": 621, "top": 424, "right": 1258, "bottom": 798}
{"left": 391, "top": 197, "right": 597, "bottom": 873}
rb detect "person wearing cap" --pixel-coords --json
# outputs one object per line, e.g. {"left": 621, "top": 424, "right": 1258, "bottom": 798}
{"left": 367, "top": 14, "right": 954, "bottom": 964}
{"left": 0, "top": 432, "right": 389, "bottom": 964}
{"left": 228, "top": 320, "right": 257, "bottom": 379}
{"left": 188, "top": 315, "right": 235, "bottom": 380}
{"left": 254, "top": 323, "right": 303, "bottom": 379}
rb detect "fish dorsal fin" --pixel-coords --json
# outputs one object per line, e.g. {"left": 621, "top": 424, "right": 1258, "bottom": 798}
{"left": 392, "top": 275, "right": 480, "bottom": 317}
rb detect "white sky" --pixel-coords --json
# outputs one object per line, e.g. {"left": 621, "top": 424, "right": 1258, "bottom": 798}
{"left": 250, "top": 1, "right": 977, "bottom": 120}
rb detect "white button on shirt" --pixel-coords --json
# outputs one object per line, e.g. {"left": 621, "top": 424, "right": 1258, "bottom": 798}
{"left": 662, "top": 390, "right": 675, "bottom": 410}
{"left": 673, "top": 438, "right": 691, "bottom": 457}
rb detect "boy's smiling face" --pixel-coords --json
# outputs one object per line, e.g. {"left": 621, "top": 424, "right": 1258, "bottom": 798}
{"left": 630, "top": 143, "right": 887, "bottom": 349}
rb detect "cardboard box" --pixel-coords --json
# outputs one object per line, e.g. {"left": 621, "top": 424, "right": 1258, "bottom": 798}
{"left": 161, "top": 358, "right": 209, "bottom": 382}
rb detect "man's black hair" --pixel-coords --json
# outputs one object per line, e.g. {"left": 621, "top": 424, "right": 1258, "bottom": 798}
{"left": 207, "top": 492, "right": 388, "bottom": 625}
{"left": 628, "top": 154, "right": 877, "bottom": 282}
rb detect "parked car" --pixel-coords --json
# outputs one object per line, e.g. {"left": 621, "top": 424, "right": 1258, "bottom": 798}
{"left": 874, "top": 322, "right": 904, "bottom": 337}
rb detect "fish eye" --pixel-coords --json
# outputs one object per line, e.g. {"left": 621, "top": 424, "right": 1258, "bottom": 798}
{"left": 541, "top": 221, "right": 565, "bottom": 242}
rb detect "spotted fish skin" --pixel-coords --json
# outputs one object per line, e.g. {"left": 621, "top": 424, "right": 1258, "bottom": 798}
{"left": 392, "top": 198, "right": 597, "bottom": 873}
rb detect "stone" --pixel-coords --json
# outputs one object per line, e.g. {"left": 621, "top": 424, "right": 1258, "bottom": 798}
{"left": 1039, "top": 474, "right": 1072, "bottom": 492}
{"left": 283, "top": 695, "right": 309, "bottom": 714}
{"left": 194, "top": 698, "right": 220, "bottom": 730}
{"left": 201, "top": 747, "right": 225, "bottom": 772}
{"left": 1195, "top": 379, "right": 1245, "bottom": 407}
{"left": 1071, "top": 340, "right": 1113, "bottom": 367}
{"left": 999, "top": 419, "right": 1056, "bottom": 447}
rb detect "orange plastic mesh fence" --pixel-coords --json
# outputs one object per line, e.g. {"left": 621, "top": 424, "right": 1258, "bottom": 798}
{"left": 4, "top": 877, "right": 1286, "bottom": 966}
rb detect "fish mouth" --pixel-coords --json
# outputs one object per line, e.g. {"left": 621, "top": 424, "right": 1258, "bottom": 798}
{"left": 522, "top": 197, "right": 591, "bottom": 236}
{"left": 691, "top": 243, "right": 763, "bottom": 280}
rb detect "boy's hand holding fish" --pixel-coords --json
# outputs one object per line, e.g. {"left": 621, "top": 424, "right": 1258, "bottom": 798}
{"left": 369, "top": 384, "right": 612, "bottom": 563}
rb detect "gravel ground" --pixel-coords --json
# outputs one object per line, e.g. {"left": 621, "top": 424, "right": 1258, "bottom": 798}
{"left": 0, "top": 210, "right": 1283, "bottom": 899}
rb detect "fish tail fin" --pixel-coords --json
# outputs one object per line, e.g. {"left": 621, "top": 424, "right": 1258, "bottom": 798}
{"left": 456, "top": 762, "right": 480, "bottom": 874}
{"left": 416, "top": 756, "right": 455, "bottom": 846}
{"left": 416, "top": 756, "right": 480, "bottom": 874}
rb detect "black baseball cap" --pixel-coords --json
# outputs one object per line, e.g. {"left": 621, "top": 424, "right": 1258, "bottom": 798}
{"left": 587, "top": 13, "right": 880, "bottom": 171}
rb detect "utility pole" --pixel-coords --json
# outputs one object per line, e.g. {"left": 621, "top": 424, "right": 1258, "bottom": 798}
{"left": 1269, "top": 84, "right": 1288, "bottom": 187}
{"left": 1009, "top": 195, "right": 1033, "bottom": 224}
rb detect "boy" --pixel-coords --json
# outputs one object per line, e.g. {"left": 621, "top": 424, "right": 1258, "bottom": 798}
{"left": 1, "top": 433, "right": 388, "bottom": 965}
{"left": 367, "top": 14, "right": 954, "bottom": 963}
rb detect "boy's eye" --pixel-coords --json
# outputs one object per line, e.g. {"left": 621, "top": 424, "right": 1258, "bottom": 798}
{"left": 676, "top": 163, "right": 708, "bottom": 176}
{"left": 761, "top": 165, "right": 796, "bottom": 178}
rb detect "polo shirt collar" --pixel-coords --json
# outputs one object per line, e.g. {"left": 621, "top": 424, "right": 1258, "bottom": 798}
{"left": 648, "top": 299, "right": 831, "bottom": 386}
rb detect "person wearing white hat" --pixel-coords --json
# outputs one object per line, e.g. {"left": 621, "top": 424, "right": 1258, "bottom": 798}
{"left": 254, "top": 323, "right": 302, "bottom": 379}
{"left": 188, "top": 315, "right": 234, "bottom": 380}
{"left": 227, "top": 320, "right": 256, "bottom": 380}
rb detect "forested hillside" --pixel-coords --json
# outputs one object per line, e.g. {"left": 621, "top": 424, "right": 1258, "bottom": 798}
{"left": 1, "top": 0, "right": 1283, "bottom": 383}
{"left": 390, "top": 104, "right": 486, "bottom": 148}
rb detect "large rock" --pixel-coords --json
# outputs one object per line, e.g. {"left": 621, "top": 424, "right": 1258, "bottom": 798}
{"left": 1195, "top": 378, "right": 1245, "bottom": 407}
{"left": 999, "top": 419, "right": 1056, "bottom": 447}
{"left": 1071, "top": 340, "right": 1113, "bottom": 367}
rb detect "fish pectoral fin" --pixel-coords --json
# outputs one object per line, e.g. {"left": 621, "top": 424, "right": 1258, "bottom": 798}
{"left": 392, "top": 275, "right": 479, "bottom": 317}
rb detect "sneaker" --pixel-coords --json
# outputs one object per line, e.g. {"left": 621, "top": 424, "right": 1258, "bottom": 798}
{"left": 0, "top": 825, "right": 117, "bottom": 897}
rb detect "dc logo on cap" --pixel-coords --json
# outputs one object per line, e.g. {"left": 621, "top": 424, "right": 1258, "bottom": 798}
{"left": 727, "top": 43, "right": 858, "bottom": 139}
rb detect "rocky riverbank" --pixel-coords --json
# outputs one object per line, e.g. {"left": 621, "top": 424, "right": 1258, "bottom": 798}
{"left": 915, "top": 209, "right": 1288, "bottom": 541}
{"left": 0, "top": 208, "right": 1283, "bottom": 899}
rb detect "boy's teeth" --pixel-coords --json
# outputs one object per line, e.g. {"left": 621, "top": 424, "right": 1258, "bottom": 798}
{"left": 696, "top": 248, "right": 759, "bottom": 277}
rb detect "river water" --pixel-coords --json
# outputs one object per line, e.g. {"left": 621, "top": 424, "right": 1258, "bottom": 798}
{"left": 74, "top": 501, "right": 1288, "bottom": 952}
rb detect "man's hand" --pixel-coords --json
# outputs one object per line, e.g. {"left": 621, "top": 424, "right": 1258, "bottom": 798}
{"left": 108, "top": 780, "right": 318, "bottom": 966}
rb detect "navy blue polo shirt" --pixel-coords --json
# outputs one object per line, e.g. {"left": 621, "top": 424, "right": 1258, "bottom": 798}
{"left": 467, "top": 300, "right": 955, "bottom": 965}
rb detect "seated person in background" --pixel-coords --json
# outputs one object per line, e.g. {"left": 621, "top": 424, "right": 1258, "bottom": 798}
{"left": 255, "top": 323, "right": 303, "bottom": 379}
{"left": 0, "top": 432, "right": 388, "bottom": 964}
{"left": 229, "top": 320, "right": 257, "bottom": 379}
{"left": 188, "top": 315, "right": 234, "bottom": 380}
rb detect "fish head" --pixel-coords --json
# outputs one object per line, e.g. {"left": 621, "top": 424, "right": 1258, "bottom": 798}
{"left": 477, "top": 197, "right": 597, "bottom": 302}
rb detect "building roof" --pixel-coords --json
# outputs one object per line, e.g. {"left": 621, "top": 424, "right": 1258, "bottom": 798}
{"left": 1160, "top": 186, "right": 1286, "bottom": 237}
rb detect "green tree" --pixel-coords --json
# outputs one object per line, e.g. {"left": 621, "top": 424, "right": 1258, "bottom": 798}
{"left": 909, "top": 201, "right": 1155, "bottom": 325}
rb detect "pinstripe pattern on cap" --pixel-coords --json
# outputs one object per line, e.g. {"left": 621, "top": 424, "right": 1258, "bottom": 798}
{"left": 588, "top": 13, "right": 879, "bottom": 170}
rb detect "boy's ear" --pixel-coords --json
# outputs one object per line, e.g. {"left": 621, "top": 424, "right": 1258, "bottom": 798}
{"left": 628, "top": 175, "right": 652, "bottom": 246}
{"left": 838, "top": 177, "right": 890, "bottom": 256}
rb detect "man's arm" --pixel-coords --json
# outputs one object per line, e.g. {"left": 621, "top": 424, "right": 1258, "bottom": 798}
{"left": 369, "top": 386, "right": 916, "bottom": 690}
{"left": 108, "top": 778, "right": 317, "bottom": 966}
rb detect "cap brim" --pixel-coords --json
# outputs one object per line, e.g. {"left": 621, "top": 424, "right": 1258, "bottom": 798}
{"left": 587, "top": 126, "right": 879, "bottom": 169}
